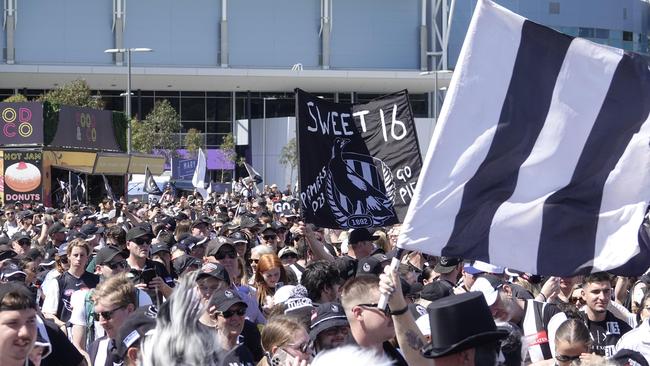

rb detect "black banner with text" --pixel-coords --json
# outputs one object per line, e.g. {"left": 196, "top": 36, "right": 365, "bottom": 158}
{"left": 296, "top": 89, "right": 422, "bottom": 229}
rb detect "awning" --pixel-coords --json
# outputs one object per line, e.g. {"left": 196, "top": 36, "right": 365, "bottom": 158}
{"left": 94, "top": 153, "right": 130, "bottom": 175}
{"left": 128, "top": 154, "right": 166, "bottom": 175}
{"left": 43, "top": 150, "right": 97, "bottom": 174}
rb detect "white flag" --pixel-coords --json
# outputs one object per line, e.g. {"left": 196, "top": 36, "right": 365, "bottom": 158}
{"left": 399, "top": 0, "right": 650, "bottom": 276}
{"left": 192, "top": 149, "right": 208, "bottom": 199}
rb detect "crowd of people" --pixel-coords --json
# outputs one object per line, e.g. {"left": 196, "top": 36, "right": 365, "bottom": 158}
{"left": 0, "top": 181, "right": 649, "bottom": 366}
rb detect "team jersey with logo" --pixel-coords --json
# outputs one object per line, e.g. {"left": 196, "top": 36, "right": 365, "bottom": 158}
{"left": 519, "top": 300, "right": 567, "bottom": 362}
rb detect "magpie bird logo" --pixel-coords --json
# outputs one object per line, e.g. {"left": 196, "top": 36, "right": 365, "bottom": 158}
{"left": 325, "top": 138, "right": 396, "bottom": 228}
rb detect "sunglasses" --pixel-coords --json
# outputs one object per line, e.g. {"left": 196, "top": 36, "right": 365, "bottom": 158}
{"left": 58, "top": 257, "right": 69, "bottom": 265}
{"left": 285, "top": 341, "right": 312, "bottom": 354}
{"left": 555, "top": 354, "right": 581, "bottom": 363}
{"left": 357, "top": 303, "right": 390, "bottom": 317}
{"left": 248, "top": 258, "right": 260, "bottom": 264}
{"left": 262, "top": 235, "right": 277, "bottom": 241}
{"left": 215, "top": 251, "right": 237, "bottom": 260}
{"left": 133, "top": 237, "right": 152, "bottom": 246}
{"left": 92, "top": 305, "right": 126, "bottom": 321}
{"left": 214, "top": 307, "right": 247, "bottom": 319}
{"left": 105, "top": 260, "right": 128, "bottom": 270}
{"left": 18, "top": 240, "right": 31, "bottom": 246}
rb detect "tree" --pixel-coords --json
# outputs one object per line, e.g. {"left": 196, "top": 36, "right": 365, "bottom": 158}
{"left": 132, "top": 99, "right": 181, "bottom": 155}
{"left": 3, "top": 94, "right": 28, "bottom": 103}
{"left": 279, "top": 137, "right": 298, "bottom": 185}
{"left": 184, "top": 128, "right": 205, "bottom": 156}
{"left": 219, "top": 133, "right": 237, "bottom": 183}
{"left": 37, "top": 80, "right": 104, "bottom": 109}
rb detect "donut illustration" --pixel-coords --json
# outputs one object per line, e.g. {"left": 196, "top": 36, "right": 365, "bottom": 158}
{"left": 5, "top": 162, "right": 41, "bottom": 192}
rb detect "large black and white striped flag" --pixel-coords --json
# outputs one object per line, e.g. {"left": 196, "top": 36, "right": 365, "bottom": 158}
{"left": 399, "top": 0, "right": 650, "bottom": 276}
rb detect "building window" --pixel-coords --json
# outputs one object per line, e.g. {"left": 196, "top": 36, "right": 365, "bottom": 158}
{"left": 623, "top": 31, "right": 634, "bottom": 42}
{"left": 623, "top": 8, "right": 627, "bottom": 20}
{"left": 594, "top": 28, "right": 610, "bottom": 39}
{"left": 549, "top": 2, "right": 560, "bottom": 14}
{"left": 578, "top": 28, "right": 594, "bottom": 38}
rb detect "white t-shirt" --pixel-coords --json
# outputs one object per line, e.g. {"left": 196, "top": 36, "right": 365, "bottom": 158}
{"left": 69, "top": 287, "right": 152, "bottom": 342}
{"left": 41, "top": 277, "right": 61, "bottom": 315}
{"left": 616, "top": 319, "right": 650, "bottom": 363}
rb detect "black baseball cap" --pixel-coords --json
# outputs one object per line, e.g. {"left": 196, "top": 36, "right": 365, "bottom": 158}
{"left": 309, "top": 302, "right": 349, "bottom": 341}
{"left": 0, "top": 282, "right": 36, "bottom": 310}
{"left": 191, "top": 216, "right": 212, "bottom": 228}
{"left": 334, "top": 256, "right": 358, "bottom": 281}
{"left": 205, "top": 237, "right": 235, "bottom": 257}
{"left": 0, "top": 245, "right": 17, "bottom": 261}
{"left": 434, "top": 257, "right": 463, "bottom": 274}
{"left": 172, "top": 255, "right": 201, "bottom": 275}
{"left": 11, "top": 232, "right": 31, "bottom": 242}
{"left": 229, "top": 231, "right": 248, "bottom": 244}
{"left": 47, "top": 222, "right": 68, "bottom": 235}
{"left": 208, "top": 288, "right": 246, "bottom": 313}
{"left": 260, "top": 223, "right": 277, "bottom": 234}
{"left": 94, "top": 246, "right": 125, "bottom": 266}
{"left": 150, "top": 243, "right": 170, "bottom": 256}
{"left": 196, "top": 262, "right": 230, "bottom": 283}
{"left": 348, "top": 228, "right": 379, "bottom": 244}
{"left": 126, "top": 225, "right": 153, "bottom": 241}
{"left": 420, "top": 281, "right": 453, "bottom": 302}
{"left": 357, "top": 253, "right": 390, "bottom": 277}
{"left": 114, "top": 306, "right": 158, "bottom": 360}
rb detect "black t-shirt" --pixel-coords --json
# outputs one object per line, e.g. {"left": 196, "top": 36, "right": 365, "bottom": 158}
{"left": 40, "top": 317, "right": 85, "bottom": 366}
{"left": 383, "top": 341, "right": 409, "bottom": 366}
{"left": 219, "top": 343, "right": 256, "bottom": 366}
{"left": 585, "top": 311, "right": 633, "bottom": 357}
{"left": 56, "top": 271, "right": 100, "bottom": 322}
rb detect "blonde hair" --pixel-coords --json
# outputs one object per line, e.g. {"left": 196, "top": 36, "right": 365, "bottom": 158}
{"left": 92, "top": 273, "right": 137, "bottom": 308}
{"left": 261, "top": 315, "right": 307, "bottom": 354}
{"left": 340, "top": 276, "right": 380, "bottom": 313}
{"left": 66, "top": 238, "right": 91, "bottom": 257}
{"left": 373, "top": 230, "right": 390, "bottom": 253}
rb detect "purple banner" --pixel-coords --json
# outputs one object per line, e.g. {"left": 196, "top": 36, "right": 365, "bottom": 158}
{"left": 162, "top": 149, "right": 235, "bottom": 171}
{"left": 50, "top": 106, "right": 120, "bottom": 151}
{"left": 0, "top": 102, "right": 44, "bottom": 146}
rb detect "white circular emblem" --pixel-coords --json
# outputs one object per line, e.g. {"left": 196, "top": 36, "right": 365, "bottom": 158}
{"left": 330, "top": 304, "right": 339, "bottom": 313}
{"left": 362, "top": 262, "right": 371, "bottom": 272}
{"left": 224, "top": 290, "right": 234, "bottom": 298}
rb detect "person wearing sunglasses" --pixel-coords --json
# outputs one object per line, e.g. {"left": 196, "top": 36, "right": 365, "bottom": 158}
{"left": 125, "top": 225, "right": 174, "bottom": 303}
{"left": 10, "top": 232, "right": 32, "bottom": 256}
{"left": 545, "top": 318, "right": 596, "bottom": 366}
{"left": 260, "top": 315, "right": 312, "bottom": 366}
{"left": 86, "top": 274, "right": 139, "bottom": 366}
{"left": 205, "top": 237, "right": 267, "bottom": 326}
{"left": 310, "top": 302, "right": 352, "bottom": 355}
{"left": 258, "top": 223, "right": 280, "bottom": 252}
{"left": 205, "top": 288, "right": 256, "bottom": 365}
{"left": 2, "top": 208, "right": 19, "bottom": 238}
{"left": 69, "top": 246, "right": 153, "bottom": 351}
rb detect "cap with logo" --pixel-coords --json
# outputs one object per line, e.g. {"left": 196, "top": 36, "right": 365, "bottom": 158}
{"left": 150, "top": 243, "right": 171, "bottom": 256}
{"left": 205, "top": 237, "right": 235, "bottom": 257}
{"left": 172, "top": 255, "right": 202, "bottom": 275}
{"left": 0, "top": 262, "right": 27, "bottom": 282}
{"left": 334, "top": 256, "right": 358, "bottom": 281}
{"left": 47, "top": 222, "right": 68, "bottom": 236}
{"left": 196, "top": 262, "right": 230, "bottom": 283}
{"left": 309, "top": 302, "right": 349, "bottom": 341}
{"left": 433, "top": 257, "right": 463, "bottom": 274}
{"left": 356, "top": 253, "right": 390, "bottom": 276}
{"left": 208, "top": 288, "right": 247, "bottom": 313}
{"left": 114, "top": 306, "right": 158, "bottom": 361}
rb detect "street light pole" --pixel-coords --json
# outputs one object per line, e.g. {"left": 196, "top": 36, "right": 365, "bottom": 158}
{"left": 262, "top": 97, "right": 276, "bottom": 182}
{"left": 105, "top": 47, "right": 152, "bottom": 154}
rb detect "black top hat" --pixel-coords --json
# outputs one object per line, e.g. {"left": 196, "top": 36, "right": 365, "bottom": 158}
{"left": 421, "top": 292, "right": 508, "bottom": 358}
{"left": 348, "top": 228, "right": 379, "bottom": 244}
{"left": 309, "top": 302, "right": 349, "bottom": 341}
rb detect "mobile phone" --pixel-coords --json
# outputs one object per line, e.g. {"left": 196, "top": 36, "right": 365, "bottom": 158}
{"left": 269, "top": 348, "right": 294, "bottom": 366}
{"left": 140, "top": 268, "right": 156, "bottom": 284}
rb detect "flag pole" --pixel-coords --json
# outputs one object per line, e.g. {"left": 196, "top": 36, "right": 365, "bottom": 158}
{"left": 377, "top": 247, "right": 406, "bottom": 310}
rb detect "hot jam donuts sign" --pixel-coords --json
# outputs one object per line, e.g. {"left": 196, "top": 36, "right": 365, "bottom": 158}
{"left": 0, "top": 102, "right": 44, "bottom": 145}
{"left": 2, "top": 150, "right": 42, "bottom": 203}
